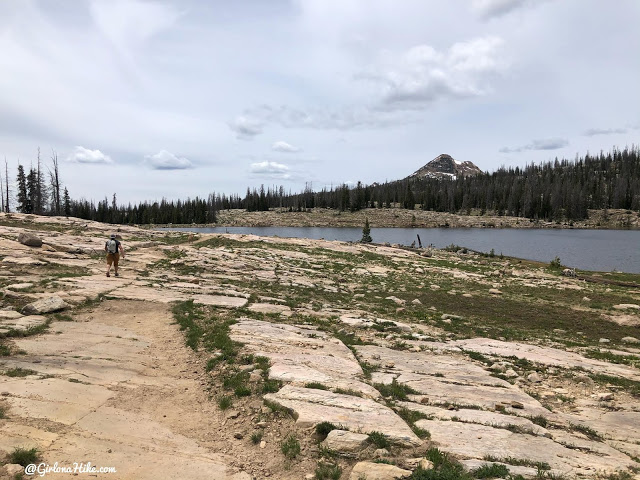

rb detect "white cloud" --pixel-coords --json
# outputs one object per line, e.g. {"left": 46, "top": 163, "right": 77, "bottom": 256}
{"left": 272, "top": 141, "right": 300, "bottom": 153}
{"left": 229, "top": 115, "right": 264, "bottom": 139}
{"left": 371, "top": 36, "right": 506, "bottom": 108}
{"left": 144, "top": 150, "right": 193, "bottom": 170}
{"left": 249, "top": 161, "right": 291, "bottom": 179}
{"left": 66, "top": 146, "right": 112, "bottom": 164}
{"left": 500, "top": 138, "right": 568, "bottom": 153}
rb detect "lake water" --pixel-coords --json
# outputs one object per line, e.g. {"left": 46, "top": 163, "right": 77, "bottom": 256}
{"left": 159, "top": 226, "right": 640, "bottom": 273}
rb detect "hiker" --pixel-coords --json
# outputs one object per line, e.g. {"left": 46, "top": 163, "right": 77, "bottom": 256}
{"left": 105, "top": 233, "right": 125, "bottom": 277}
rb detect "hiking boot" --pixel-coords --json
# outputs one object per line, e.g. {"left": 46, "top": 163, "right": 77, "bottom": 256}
{"left": 106, "top": 272, "right": 110, "bottom": 277}
{"left": 115, "top": 272, "right": 119, "bottom": 277}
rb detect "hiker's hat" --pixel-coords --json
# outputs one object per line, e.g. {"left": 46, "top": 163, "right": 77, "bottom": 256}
{"left": 110, "top": 233, "right": 116, "bottom": 239}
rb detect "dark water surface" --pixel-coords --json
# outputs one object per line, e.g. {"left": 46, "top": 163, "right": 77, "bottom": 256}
{"left": 159, "top": 226, "right": 640, "bottom": 273}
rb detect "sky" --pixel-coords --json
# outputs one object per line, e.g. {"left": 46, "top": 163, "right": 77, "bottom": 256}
{"left": 0, "top": 0, "right": 639, "bottom": 205}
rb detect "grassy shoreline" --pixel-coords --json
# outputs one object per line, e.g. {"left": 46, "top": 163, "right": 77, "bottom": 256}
{"left": 148, "top": 207, "right": 640, "bottom": 230}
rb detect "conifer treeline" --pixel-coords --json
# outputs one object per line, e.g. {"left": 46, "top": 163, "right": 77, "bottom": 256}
{"left": 243, "top": 146, "right": 640, "bottom": 221}
{"left": 7, "top": 146, "right": 640, "bottom": 224}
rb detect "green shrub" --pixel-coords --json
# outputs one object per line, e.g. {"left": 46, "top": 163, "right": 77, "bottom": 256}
{"left": 9, "top": 447, "right": 39, "bottom": 467}
{"left": 374, "top": 379, "right": 418, "bottom": 401}
{"left": 471, "top": 463, "right": 510, "bottom": 479}
{"left": 234, "top": 385, "right": 251, "bottom": 397}
{"left": 368, "top": 431, "right": 390, "bottom": 449}
{"left": 281, "top": 434, "right": 301, "bottom": 459}
{"left": 251, "top": 432, "right": 263, "bottom": 444}
{"left": 217, "top": 395, "right": 232, "bottom": 410}
{"left": 315, "top": 462, "right": 342, "bottom": 480}
{"left": 305, "top": 382, "right": 329, "bottom": 390}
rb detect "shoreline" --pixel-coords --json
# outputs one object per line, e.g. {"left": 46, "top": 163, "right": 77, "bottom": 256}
{"left": 151, "top": 207, "right": 640, "bottom": 230}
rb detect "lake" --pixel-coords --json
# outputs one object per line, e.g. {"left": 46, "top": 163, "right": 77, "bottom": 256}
{"left": 159, "top": 226, "right": 640, "bottom": 273}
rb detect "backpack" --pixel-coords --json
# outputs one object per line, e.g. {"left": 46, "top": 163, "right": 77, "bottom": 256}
{"left": 107, "top": 239, "right": 118, "bottom": 254}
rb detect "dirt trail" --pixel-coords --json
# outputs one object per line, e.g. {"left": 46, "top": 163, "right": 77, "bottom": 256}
{"left": 1, "top": 299, "right": 250, "bottom": 480}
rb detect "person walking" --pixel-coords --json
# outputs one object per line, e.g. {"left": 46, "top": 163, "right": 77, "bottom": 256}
{"left": 105, "top": 233, "right": 125, "bottom": 277}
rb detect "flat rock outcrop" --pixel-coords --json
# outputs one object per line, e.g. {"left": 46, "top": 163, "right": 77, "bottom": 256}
{"left": 418, "top": 419, "right": 634, "bottom": 475}
{"left": 264, "top": 385, "right": 422, "bottom": 447}
{"left": 230, "top": 319, "right": 379, "bottom": 397}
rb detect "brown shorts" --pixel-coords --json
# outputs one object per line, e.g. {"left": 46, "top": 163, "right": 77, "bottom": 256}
{"left": 107, "top": 253, "right": 120, "bottom": 267}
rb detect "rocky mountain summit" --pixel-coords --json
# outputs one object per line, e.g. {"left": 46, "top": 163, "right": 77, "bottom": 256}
{"left": 1, "top": 212, "right": 639, "bottom": 479}
{"left": 409, "top": 154, "right": 483, "bottom": 180}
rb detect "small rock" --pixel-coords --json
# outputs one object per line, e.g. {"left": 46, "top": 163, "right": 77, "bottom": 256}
{"left": 582, "top": 296, "right": 591, "bottom": 302}
{"left": 597, "top": 392, "right": 614, "bottom": 402}
{"left": 490, "top": 363, "right": 506, "bottom": 373}
{"left": 527, "top": 372, "right": 542, "bottom": 383}
{"left": 259, "top": 440, "right": 266, "bottom": 449}
{"left": 385, "top": 296, "right": 406, "bottom": 306}
{"left": 374, "top": 448, "right": 390, "bottom": 458}
{"left": 419, "top": 459, "right": 434, "bottom": 470}
{"left": 261, "top": 406, "right": 272, "bottom": 414}
{"left": 505, "top": 369, "right": 519, "bottom": 378}
{"left": 488, "top": 288, "right": 502, "bottom": 295}
{"left": 225, "top": 409, "right": 240, "bottom": 419}
{"left": 323, "top": 430, "right": 369, "bottom": 454}
{"left": 621, "top": 336, "right": 640, "bottom": 344}
{"left": 430, "top": 285, "right": 440, "bottom": 290}
{"left": 17, "top": 232, "right": 43, "bottom": 247}
{"left": 305, "top": 475, "right": 314, "bottom": 480}
{"left": 5, "top": 464, "right": 24, "bottom": 476}
{"left": 599, "top": 338, "right": 610, "bottom": 344}
{"left": 234, "top": 432, "right": 243, "bottom": 439}
{"left": 613, "top": 304, "right": 640, "bottom": 310}
{"left": 511, "top": 401, "right": 524, "bottom": 409}
{"left": 411, "top": 299, "right": 422, "bottom": 305}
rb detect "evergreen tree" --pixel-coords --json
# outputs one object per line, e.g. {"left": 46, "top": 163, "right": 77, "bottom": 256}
{"left": 16, "top": 165, "right": 28, "bottom": 213}
{"left": 63, "top": 188, "right": 71, "bottom": 217}
{"left": 361, "top": 218, "right": 372, "bottom": 243}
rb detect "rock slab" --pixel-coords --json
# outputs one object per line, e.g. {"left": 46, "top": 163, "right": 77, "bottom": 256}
{"left": 349, "top": 462, "right": 411, "bottom": 480}
{"left": 22, "top": 296, "right": 69, "bottom": 315}
{"left": 264, "top": 385, "right": 421, "bottom": 447}
{"left": 323, "top": 429, "right": 369, "bottom": 454}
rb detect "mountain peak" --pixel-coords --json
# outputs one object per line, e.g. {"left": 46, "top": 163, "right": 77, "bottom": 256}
{"left": 409, "top": 154, "right": 482, "bottom": 180}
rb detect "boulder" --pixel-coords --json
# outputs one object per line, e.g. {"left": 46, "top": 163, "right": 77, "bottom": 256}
{"left": 621, "top": 337, "right": 639, "bottom": 344}
{"left": 323, "top": 430, "right": 369, "bottom": 454}
{"left": 22, "top": 296, "right": 69, "bottom": 315}
{"left": 348, "top": 462, "right": 411, "bottom": 480}
{"left": 4, "top": 465, "right": 24, "bottom": 477}
{"left": 17, "top": 232, "right": 43, "bottom": 247}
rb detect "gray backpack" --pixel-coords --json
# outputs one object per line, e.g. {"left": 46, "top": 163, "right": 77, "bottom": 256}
{"left": 107, "top": 239, "right": 118, "bottom": 254}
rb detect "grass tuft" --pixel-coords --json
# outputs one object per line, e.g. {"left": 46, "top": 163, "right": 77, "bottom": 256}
{"left": 314, "top": 462, "right": 342, "bottom": 480}
{"left": 374, "top": 378, "right": 419, "bottom": 401}
{"left": 281, "top": 434, "right": 301, "bottom": 459}
{"left": 217, "top": 395, "right": 232, "bottom": 410}
{"left": 9, "top": 447, "right": 39, "bottom": 467}
{"left": 368, "top": 431, "right": 390, "bottom": 449}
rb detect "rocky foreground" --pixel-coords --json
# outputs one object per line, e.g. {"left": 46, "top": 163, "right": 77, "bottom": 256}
{"left": 0, "top": 212, "right": 639, "bottom": 480}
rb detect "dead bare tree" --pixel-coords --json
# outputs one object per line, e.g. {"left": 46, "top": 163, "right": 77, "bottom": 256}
{"left": 3, "top": 157, "right": 9, "bottom": 212}
{"left": 0, "top": 159, "right": 4, "bottom": 213}
{"left": 48, "top": 150, "right": 61, "bottom": 215}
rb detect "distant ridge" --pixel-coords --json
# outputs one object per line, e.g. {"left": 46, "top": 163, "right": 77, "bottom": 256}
{"left": 409, "top": 153, "right": 482, "bottom": 180}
